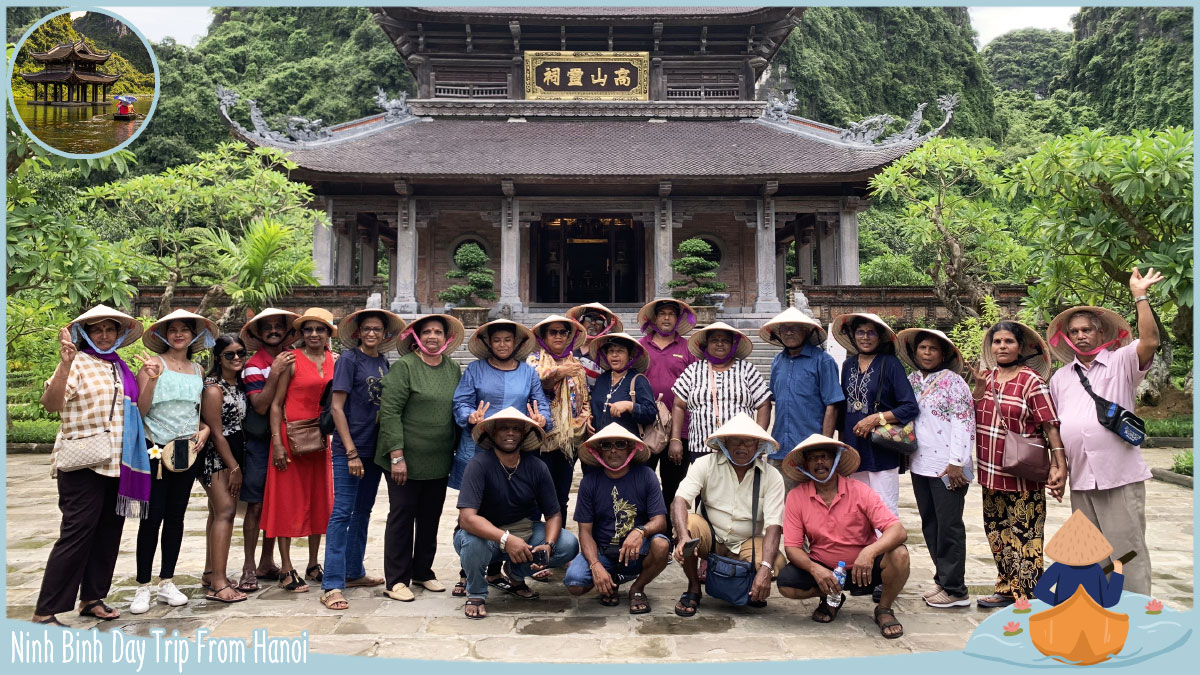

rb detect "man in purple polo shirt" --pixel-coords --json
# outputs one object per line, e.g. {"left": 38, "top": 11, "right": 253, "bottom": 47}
{"left": 1046, "top": 266, "right": 1163, "bottom": 595}
{"left": 638, "top": 298, "right": 698, "bottom": 527}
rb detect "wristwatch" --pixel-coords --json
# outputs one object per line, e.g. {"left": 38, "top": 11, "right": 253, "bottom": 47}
{"left": 1134, "top": 295, "right": 1150, "bottom": 304}
{"left": 391, "top": 455, "right": 406, "bottom": 465}
{"left": 500, "top": 530, "right": 510, "bottom": 547}
{"left": 633, "top": 525, "right": 647, "bottom": 537}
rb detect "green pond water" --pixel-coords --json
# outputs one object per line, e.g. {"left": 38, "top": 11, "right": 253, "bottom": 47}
{"left": 13, "top": 97, "right": 152, "bottom": 154}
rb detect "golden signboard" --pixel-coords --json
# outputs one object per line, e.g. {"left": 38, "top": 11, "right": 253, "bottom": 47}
{"left": 524, "top": 51, "right": 650, "bottom": 101}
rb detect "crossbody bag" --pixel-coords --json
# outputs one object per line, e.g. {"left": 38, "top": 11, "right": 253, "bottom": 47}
{"left": 700, "top": 467, "right": 761, "bottom": 607}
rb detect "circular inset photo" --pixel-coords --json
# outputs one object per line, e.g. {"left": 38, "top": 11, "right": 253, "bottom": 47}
{"left": 8, "top": 8, "right": 159, "bottom": 157}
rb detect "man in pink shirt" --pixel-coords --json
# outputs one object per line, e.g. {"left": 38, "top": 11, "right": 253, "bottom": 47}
{"left": 1046, "top": 266, "right": 1163, "bottom": 595}
{"left": 775, "top": 434, "right": 909, "bottom": 639}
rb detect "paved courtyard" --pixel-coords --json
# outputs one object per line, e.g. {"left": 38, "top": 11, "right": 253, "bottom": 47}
{"left": 5, "top": 448, "right": 1193, "bottom": 661}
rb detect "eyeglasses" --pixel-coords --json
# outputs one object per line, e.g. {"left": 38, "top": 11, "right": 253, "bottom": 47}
{"left": 854, "top": 330, "right": 878, "bottom": 338}
{"left": 778, "top": 325, "right": 806, "bottom": 334}
{"left": 546, "top": 329, "right": 571, "bottom": 337}
{"left": 582, "top": 315, "right": 606, "bottom": 324}
{"left": 221, "top": 350, "right": 248, "bottom": 361}
{"left": 358, "top": 326, "right": 384, "bottom": 334}
{"left": 598, "top": 441, "right": 631, "bottom": 451}
{"left": 302, "top": 326, "right": 329, "bottom": 335}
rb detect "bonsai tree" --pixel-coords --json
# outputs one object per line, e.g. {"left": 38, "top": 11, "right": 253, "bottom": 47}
{"left": 668, "top": 237, "right": 726, "bottom": 305}
{"left": 438, "top": 242, "right": 496, "bottom": 307}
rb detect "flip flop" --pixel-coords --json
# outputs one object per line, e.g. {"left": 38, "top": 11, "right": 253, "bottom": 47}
{"left": 487, "top": 564, "right": 539, "bottom": 600}
{"left": 599, "top": 592, "right": 621, "bottom": 607}
{"left": 346, "top": 575, "right": 384, "bottom": 587}
{"left": 674, "top": 591, "right": 701, "bottom": 617}
{"left": 452, "top": 578, "right": 468, "bottom": 597}
{"left": 256, "top": 567, "right": 283, "bottom": 581}
{"left": 205, "top": 584, "right": 248, "bottom": 604}
{"left": 237, "top": 571, "right": 260, "bottom": 593}
{"left": 464, "top": 597, "right": 487, "bottom": 619}
{"left": 78, "top": 600, "right": 118, "bottom": 621}
{"left": 37, "top": 616, "right": 65, "bottom": 627}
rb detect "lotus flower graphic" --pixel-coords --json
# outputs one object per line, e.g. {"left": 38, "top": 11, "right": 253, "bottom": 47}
{"left": 1003, "top": 621, "right": 1023, "bottom": 636}
{"left": 148, "top": 445, "right": 162, "bottom": 459}
{"left": 1145, "top": 599, "right": 1163, "bottom": 615}
{"left": 1012, "top": 597, "right": 1032, "bottom": 614}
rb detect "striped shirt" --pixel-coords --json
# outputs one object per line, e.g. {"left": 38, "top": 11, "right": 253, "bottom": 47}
{"left": 975, "top": 367, "right": 1059, "bottom": 492}
{"left": 672, "top": 360, "right": 771, "bottom": 455}
{"left": 49, "top": 353, "right": 125, "bottom": 477}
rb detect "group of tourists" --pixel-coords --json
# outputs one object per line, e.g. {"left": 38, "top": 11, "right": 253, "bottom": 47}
{"left": 31, "top": 266, "right": 1164, "bottom": 642}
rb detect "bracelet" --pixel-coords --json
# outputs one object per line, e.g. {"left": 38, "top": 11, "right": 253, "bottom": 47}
{"left": 759, "top": 560, "right": 773, "bottom": 570}
{"left": 1134, "top": 295, "right": 1150, "bottom": 304}
{"left": 499, "top": 530, "right": 510, "bottom": 547}
{"left": 877, "top": 413, "right": 887, "bottom": 426}
{"left": 670, "top": 437, "right": 682, "bottom": 443}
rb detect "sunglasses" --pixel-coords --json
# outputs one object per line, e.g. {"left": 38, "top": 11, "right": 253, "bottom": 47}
{"left": 221, "top": 350, "right": 248, "bottom": 361}
{"left": 854, "top": 330, "right": 878, "bottom": 338}
{"left": 546, "top": 329, "right": 572, "bottom": 337}
{"left": 598, "top": 440, "right": 631, "bottom": 451}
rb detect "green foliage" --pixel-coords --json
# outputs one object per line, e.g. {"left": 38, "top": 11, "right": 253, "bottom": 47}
{"left": 6, "top": 420, "right": 61, "bottom": 444}
{"left": 861, "top": 254, "right": 934, "bottom": 286}
{"left": 1170, "top": 449, "right": 1192, "bottom": 477}
{"left": 1145, "top": 417, "right": 1193, "bottom": 438}
{"left": 869, "top": 137, "right": 1030, "bottom": 319}
{"left": 9, "top": 13, "right": 153, "bottom": 98}
{"left": 982, "top": 28, "right": 1073, "bottom": 97}
{"left": 438, "top": 243, "right": 496, "bottom": 307}
{"left": 948, "top": 295, "right": 1004, "bottom": 370}
{"left": 6, "top": 7, "right": 65, "bottom": 43}
{"left": 135, "top": 7, "right": 414, "bottom": 174}
{"left": 1009, "top": 128, "right": 1193, "bottom": 336}
{"left": 8, "top": 402, "right": 59, "bottom": 422}
{"left": 1055, "top": 7, "right": 1193, "bottom": 133}
{"left": 992, "top": 89, "right": 1102, "bottom": 165}
{"left": 73, "top": 11, "right": 153, "bottom": 73}
{"left": 777, "top": 7, "right": 999, "bottom": 139}
{"left": 667, "top": 238, "right": 727, "bottom": 305}
{"left": 1169, "top": 345, "right": 1192, "bottom": 391}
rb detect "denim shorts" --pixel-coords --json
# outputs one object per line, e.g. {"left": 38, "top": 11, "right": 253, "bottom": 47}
{"left": 563, "top": 534, "right": 670, "bottom": 587}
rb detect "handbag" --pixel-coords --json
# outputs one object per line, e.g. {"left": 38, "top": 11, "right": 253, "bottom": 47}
{"left": 318, "top": 380, "right": 336, "bottom": 436}
{"left": 286, "top": 417, "right": 327, "bottom": 456}
{"left": 701, "top": 468, "right": 761, "bottom": 607}
{"left": 992, "top": 381, "right": 1051, "bottom": 483}
{"left": 626, "top": 373, "right": 671, "bottom": 454}
{"left": 1074, "top": 365, "right": 1147, "bottom": 446}
{"left": 56, "top": 363, "right": 120, "bottom": 472}
{"left": 868, "top": 366, "right": 918, "bottom": 456}
{"left": 160, "top": 406, "right": 203, "bottom": 474}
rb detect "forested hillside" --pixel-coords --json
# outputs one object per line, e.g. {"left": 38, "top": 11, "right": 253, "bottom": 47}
{"left": 982, "top": 28, "right": 1072, "bottom": 96}
{"left": 8, "top": 13, "right": 154, "bottom": 98}
{"left": 74, "top": 11, "right": 153, "bottom": 73}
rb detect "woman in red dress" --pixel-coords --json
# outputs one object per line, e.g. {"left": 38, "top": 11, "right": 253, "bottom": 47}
{"left": 263, "top": 307, "right": 336, "bottom": 592}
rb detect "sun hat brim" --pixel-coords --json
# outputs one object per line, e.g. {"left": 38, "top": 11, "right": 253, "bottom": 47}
{"left": 471, "top": 406, "right": 545, "bottom": 452}
{"left": 637, "top": 298, "right": 697, "bottom": 336}
{"left": 567, "top": 303, "right": 624, "bottom": 339}
{"left": 338, "top": 309, "right": 406, "bottom": 353}
{"left": 68, "top": 304, "right": 144, "bottom": 350}
{"left": 579, "top": 423, "right": 650, "bottom": 467}
{"left": 780, "top": 434, "right": 861, "bottom": 484}
{"left": 687, "top": 322, "right": 753, "bottom": 361}
{"left": 143, "top": 309, "right": 219, "bottom": 354}
{"left": 831, "top": 313, "right": 897, "bottom": 355}
{"left": 291, "top": 309, "right": 338, "bottom": 346}
{"left": 531, "top": 315, "right": 587, "bottom": 355}
{"left": 468, "top": 320, "right": 537, "bottom": 362}
{"left": 396, "top": 313, "right": 466, "bottom": 357}
{"left": 1045, "top": 306, "right": 1134, "bottom": 365}
{"left": 896, "top": 328, "right": 965, "bottom": 375}
{"left": 587, "top": 333, "right": 650, "bottom": 373}
{"left": 239, "top": 308, "right": 300, "bottom": 352}
{"left": 760, "top": 307, "right": 827, "bottom": 348}
{"left": 980, "top": 321, "right": 1052, "bottom": 382}
{"left": 704, "top": 414, "right": 780, "bottom": 454}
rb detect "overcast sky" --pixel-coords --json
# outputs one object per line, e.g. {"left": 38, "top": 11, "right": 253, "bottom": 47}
{"left": 96, "top": 6, "right": 1078, "bottom": 50}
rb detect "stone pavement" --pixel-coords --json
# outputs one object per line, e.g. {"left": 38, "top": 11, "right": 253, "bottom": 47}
{"left": 5, "top": 448, "right": 1193, "bottom": 661}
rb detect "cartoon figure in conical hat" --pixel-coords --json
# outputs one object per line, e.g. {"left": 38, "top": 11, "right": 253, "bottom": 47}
{"left": 1033, "top": 510, "right": 1127, "bottom": 608}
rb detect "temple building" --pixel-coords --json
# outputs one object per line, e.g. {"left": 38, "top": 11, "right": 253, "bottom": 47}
{"left": 20, "top": 39, "right": 121, "bottom": 105}
{"left": 217, "top": 6, "right": 954, "bottom": 321}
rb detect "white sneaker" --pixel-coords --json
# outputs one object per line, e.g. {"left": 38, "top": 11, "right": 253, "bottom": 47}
{"left": 130, "top": 586, "right": 151, "bottom": 614}
{"left": 157, "top": 580, "right": 188, "bottom": 607}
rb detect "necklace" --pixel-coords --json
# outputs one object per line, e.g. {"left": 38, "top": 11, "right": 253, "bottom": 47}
{"left": 604, "top": 371, "right": 628, "bottom": 409}
{"left": 501, "top": 456, "right": 520, "bottom": 480}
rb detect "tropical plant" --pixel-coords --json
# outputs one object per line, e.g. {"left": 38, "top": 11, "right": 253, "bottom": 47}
{"left": 437, "top": 243, "right": 496, "bottom": 307}
{"left": 668, "top": 238, "right": 727, "bottom": 305}
{"left": 947, "top": 295, "right": 1004, "bottom": 370}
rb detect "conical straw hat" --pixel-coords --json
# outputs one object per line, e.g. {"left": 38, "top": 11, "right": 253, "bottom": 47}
{"left": 704, "top": 413, "right": 779, "bottom": 454}
{"left": 1045, "top": 510, "right": 1114, "bottom": 566}
{"left": 395, "top": 313, "right": 466, "bottom": 357}
{"left": 67, "top": 304, "right": 143, "bottom": 349}
{"left": 831, "top": 313, "right": 897, "bottom": 355}
{"left": 579, "top": 423, "right": 650, "bottom": 467}
{"left": 566, "top": 303, "right": 624, "bottom": 340}
{"left": 637, "top": 298, "right": 697, "bottom": 336}
{"left": 531, "top": 314, "right": 587, "bottom": 355}
{"left": 1045, "top": 306, "right": 1134, "bottom": 365}
{"left": 143, "top": 309, "right": 219, "bottom": 354}
{"left": 896, "top": 328, "right": 965, "bottom": 375}
{"left": 468, "top": 319, "right": 537, "bottom": 361}
{"left": 239, "top": 308, "right": 299, "bottom": 352}
{"left": 687, "top": 322, "right": 753, "bottom": 360}
{"left": 760, "top": 307, "right": 826, "bottom": 347}
{"left": 587, "top": 332, "right": 649, "bottom": 373}
{"left": 337, "top": 309, "right": 406, "bottom": 352}
{"left": 980, "top": 321, "right": 1052, "bottom": 382}
{"left": 780, "top": 434, "right": 862, "bottom": 484}
{"left": 471, "top": 406, "right": 545, "bottom": 452}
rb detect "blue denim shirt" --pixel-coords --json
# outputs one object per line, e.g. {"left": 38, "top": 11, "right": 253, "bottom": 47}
{"left": 768, "top": 342, "right": 844, "bottom": 460}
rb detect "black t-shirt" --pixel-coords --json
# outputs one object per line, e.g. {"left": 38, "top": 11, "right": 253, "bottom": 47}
{"left": 574, "top": 464, "right": 666, "bottom": 548}
{"left": 456, "top": 449, "right": 559, "bottom": 525}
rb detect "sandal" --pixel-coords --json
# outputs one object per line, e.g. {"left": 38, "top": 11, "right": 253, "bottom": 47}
{"left": 78, "top": 599, "right": 118, "bottom": 621}
{"left": 36, "top": 615, "right": 65, "bottom": 627}
{"left": 201, "top": 570, "right": 214, "bottom": 590}
{"left": 599, "top": 592, "right": 621, "bottom": 607}
{"left": 977, "top": 594, "right": 1016, "bottom": 608}
{"left": 812, "top": 594, "right": 844, "bottom": 623}
{"left": 452, "top": 578, "right": 468, "bottom": 597}
{"left": 256, "top": 566, "right": 283, "bottom": 581}
{"left": 237, "top": 570, "right": 260, "bottom": 593}
{"left": 487, "top": 564, "right": 539, "bottom": 600}
{"left": 530, "top": 568, "right": 553, "bottom": 582}
{"left": 320, "top": 589, "right": 348, "bottom": 610}
{"left": 464, "top": 597, "right": 487, "bottom": 619}
{"left": 346, "top": 574, "right": 384, "bottom": 587}
{"left": 305, "top": 564, "right": 324, "bottom": 582}
{"left": 674, "top": 591, "right": 701, "bottom": 618}
{"left": 874, "top": 606, "right": 904, "bottom": 639}
{"left": 628, "top": 590, "right": 651, "bottom": 615}
{"left": 280, "top": 569, "right": 309, "bottom": 593}
{"left": 205, "top": 584, "right": 248, "bottom": 604}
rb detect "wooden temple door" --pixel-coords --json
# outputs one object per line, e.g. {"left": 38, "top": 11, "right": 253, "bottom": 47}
{"left": 532, "top": 216, "right": 643, "bottom": 304}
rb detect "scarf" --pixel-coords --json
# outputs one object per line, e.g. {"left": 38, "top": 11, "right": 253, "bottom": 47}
{"left": 400, "top": 326, "right": 454, "bottom": 356}
{"left": 1048, "top": 329, "right": 1129, "bottom": 357}
{"left": 116, "top": 402, "right": 150, "bottom": 518}
{"left": 534, "top": 334, "right": 574, "bottom": 360}
{"left": 702, "top": 333, "right": 741, "bottom": 365}
{"left": 531, "top": 350, "right": 589, "bottom": 458}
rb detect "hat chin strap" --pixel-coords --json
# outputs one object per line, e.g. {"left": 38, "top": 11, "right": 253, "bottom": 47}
{"left": 796, "top": 447, "right": 844, "bottom": 483}
{"left": 73, "top": 324, "right": 132, "bottom": 355}
{"left": 1049, "top": 329, "right": 1129, "bottom": 357}
{"left": 587, "top": 446, "right": 635, "bottom": 471}
{"left": 714, "top": 438, "right": 767, "bottom": 467}
{"left": 401, "top": 326, "right": 454, "bottom": 356}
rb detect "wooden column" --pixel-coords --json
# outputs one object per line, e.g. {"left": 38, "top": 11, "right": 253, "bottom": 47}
{"left": 358, "top": 222, "right": 378, "bottom": 285}
{"left": 391, "top": 193, "right": 420, "bottom": 313}
{"left": 817, "top": 214, "right": 839, "bottom": 285}
{"left": 754, "top": 182, "right": 782, "bottom": 313}
{"left": 653, "top": 182, "right": 673, "bottom": 297}
{"left": 313, "top": 200, "right": 335, "bottom": 284}
{"left": 497, "top": 181, "right": 524, "bottom": 315}
{"left": 335, "top": 223, "right": 355, "bottom": 285}
{"left": 838, "top": 197, "right": 863, "bottom": 286}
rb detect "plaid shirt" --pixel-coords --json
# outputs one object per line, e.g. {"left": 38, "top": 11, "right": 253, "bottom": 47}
{"left": 974, "top": 367, "right": 1058, "bottom": 492}
{"left": 49, "top": 353, "right": 126, "bottom": 477}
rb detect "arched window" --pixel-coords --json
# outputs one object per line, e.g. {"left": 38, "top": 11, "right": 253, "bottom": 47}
{"left": 696, "top": 235, "right": 724, "bottom": 268}
{"left": 450, "top": 236, "right": 489, "bottom": 264}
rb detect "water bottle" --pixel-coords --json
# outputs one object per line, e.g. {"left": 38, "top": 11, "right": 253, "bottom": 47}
{"left": 828, "top": 561, "right": 847, "bottom": 608}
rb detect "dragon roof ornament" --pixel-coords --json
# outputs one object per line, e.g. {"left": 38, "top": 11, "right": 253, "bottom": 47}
{"left": 215, "top": 85, "right": 419, "bottom": 149}
{"left": 760, "top": 92, "right": 959, "bottom": 148}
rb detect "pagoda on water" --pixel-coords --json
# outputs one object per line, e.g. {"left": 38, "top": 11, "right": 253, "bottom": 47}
{"left": 20, "top": 39, "right": 121, "bottom": 106}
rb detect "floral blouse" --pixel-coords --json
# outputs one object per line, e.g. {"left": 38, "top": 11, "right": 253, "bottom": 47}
{"left": 908, "top": 369, "right": 975, "bottom": 479}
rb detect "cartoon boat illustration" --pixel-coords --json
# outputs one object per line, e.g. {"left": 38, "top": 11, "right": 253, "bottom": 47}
{"left": 1029, "top": 587, "right": 1129, "bottom": 665}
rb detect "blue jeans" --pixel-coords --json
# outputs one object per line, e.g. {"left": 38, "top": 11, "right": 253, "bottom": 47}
{"left": 323, "top": 453, "right": 382, "bottom": 591}
{"left": 453, "top": 522, "right": 579, "bottom": 599}
{"left": 562, "top": 534, "right": 671, "bottom": 588}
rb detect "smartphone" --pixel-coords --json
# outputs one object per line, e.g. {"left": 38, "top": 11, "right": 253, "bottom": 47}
{"left": 681, "top": 537, "right": 701, "bottom": 558}
{"left": 532, "top": 548, "right": 549, "bottom": 566}
{"left": 172, "top": 438, "right": 190, "bottom": 467}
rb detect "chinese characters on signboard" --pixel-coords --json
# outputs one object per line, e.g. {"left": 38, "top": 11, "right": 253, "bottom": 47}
{"left": 524, "top": 51, "right": 650, "bottom": 100}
